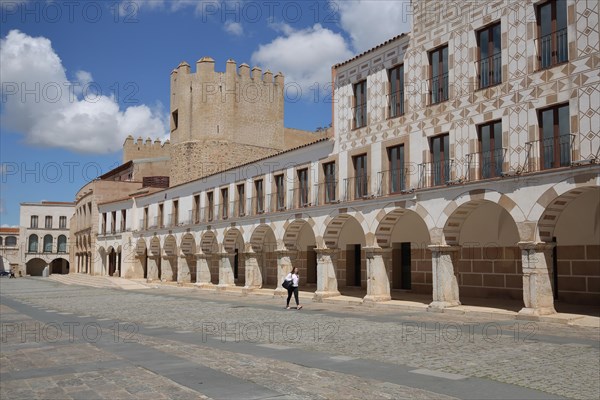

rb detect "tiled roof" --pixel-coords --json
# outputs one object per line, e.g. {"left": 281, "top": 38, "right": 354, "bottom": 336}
{"left": 333, "top": 33, "right": 409, "bottom": 69}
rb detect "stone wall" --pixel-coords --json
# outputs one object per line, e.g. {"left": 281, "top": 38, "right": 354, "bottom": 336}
{"left": 456, "top": 246, "right": 523, "bottom": 300}
{"left": 556, "top": 244, "right": 600, "bottom": 305}
{"left": 169, "top": 141, "right": 278, "bottom": 186}
{"left": 123, "top": 136, "right": 170, "bottom": 163}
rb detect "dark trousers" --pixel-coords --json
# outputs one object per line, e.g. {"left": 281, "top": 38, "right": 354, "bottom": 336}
{"left": 286, "top": 286, "right": 299, "bottom": 306}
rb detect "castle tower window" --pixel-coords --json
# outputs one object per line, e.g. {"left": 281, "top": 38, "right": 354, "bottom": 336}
{"left": 171, "top": 110, "right": 178, "bottom": 131}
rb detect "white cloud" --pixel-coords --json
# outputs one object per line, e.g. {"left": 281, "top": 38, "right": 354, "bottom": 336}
{"left": 251, "top": 24, "right": 353, "bottom": 96}
{"left": 224, "top": 21, "right": 243, "bottom": 36}
{"left": 0, "top": 30, "right": 167, "bottom": 154}
{"left": 334, "top": 0, "right": 411, "bottom": 52}
{"left": 123, "top": 0, "right": 217, "bottom": 15}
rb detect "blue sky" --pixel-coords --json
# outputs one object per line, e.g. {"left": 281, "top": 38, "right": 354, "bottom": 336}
{"left": 0, "top": 0, "right": 411, "bottom": 226}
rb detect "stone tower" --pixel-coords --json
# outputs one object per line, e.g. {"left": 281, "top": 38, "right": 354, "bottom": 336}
{"left": 169, "top": 58, "right": 286, "bottom": 185}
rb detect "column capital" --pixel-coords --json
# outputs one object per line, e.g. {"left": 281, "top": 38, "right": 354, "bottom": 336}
{"left": 517, "top": 241, "right": 555, "bottom": 251}
{"left": 363, "top": 246, "right": 389, "bottom": 257}
{"left": 216, "top": 251, "right": 235, "bottom": 258}
{"left": 315, "top": 247, "right": 338, "bottom": 255}
{"left": 195, "top": 252, "right": 211, "bottom": 259}
{"left": 274, "top": 248, "right": 296, "bottom": 257}
{"left": 427, "top": 245, "right": 461, "bottom": 253}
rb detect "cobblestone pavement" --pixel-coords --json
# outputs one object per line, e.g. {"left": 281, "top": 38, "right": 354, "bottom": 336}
{"left": 1, "top": 278, "right": 598, "bottom": 400}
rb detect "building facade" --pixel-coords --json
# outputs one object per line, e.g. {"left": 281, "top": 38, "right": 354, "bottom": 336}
{"left": 96, "top": 0, "right": 599, "bottom": 315}
{"left": 20, "top": 202, "right": 74, "bottom": 276}
{"left": 0, "top": 227, "right": 20, "bottom": 276}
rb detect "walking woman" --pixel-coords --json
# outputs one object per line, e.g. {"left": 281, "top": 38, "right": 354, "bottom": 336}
{"left": 285, "top": 267, "right": 302, "bottom": 310}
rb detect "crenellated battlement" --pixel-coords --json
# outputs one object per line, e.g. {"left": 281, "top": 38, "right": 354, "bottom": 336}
{"left": 170, "top": 58, "right": 285, "bottom": 86}
{"left": 123, "top": 135, "right": 170, "bottom": 163}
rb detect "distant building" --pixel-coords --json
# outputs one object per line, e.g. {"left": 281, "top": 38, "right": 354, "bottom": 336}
{"left": 0, "top": 227, "right": 20, "bottom": 275}
{"left": 20, "top": 202, "right": 74, "bottom": 276}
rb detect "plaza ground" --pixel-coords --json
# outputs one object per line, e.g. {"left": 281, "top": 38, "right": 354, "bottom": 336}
{"left": 1, "top": 277, "right": 598, "bottom": 399}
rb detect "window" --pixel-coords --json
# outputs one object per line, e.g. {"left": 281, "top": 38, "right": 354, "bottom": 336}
{"left": 478, "top": 121, "right": 503, "bottom": 178}
{"left": 323, "top": 162, "right": 336, "bottom": 203}
{"left": 353, "top": 80, "right": 367, "bottom": 129}
{"left": 477, "top": 23, "right": 501, "bottom": 88}
{"left": 539, "top": 103, "right": 571, "bottom": 169}
{"left": 275, "top": 174, "right": 285, "bottom": 211}
{"left": 143, "top": 207, "right": 149, "bottom": 229}
{"left": 30, "top": 215, "right": 38, "bottom": 228}
{"left": 298, "top": 168, "right": 309, "bottom": 207}
{"left": 388, "top": 65, "right": 404, "bottom": 117}
{"left": 221, "top": 188, "right": 229, "bottom": 219}
{"left": 429, "top": 45, "right": 449, "bottom": 104}
{"left": 43, "top": 234, "right": 53, "bottom": 253}
{"left": 353, "top": 154, "right": 368, "bottom": 199}
{"left": 5, "top": 236, "right": 17, "bottom": 246}
{"left": 120, "top": 210, "right": 126, "bottom": 232}
{"left": 537, "top": 0, "right": 567, "bottom": 69}
{"left": 59, "top": 216, "right": 67, "bottom": 229}
{"left": 57, "top": 235, "right": 67, "bottom": 253}
{"left": 171, "top": 109, "right": 179, "bottom": 131}
{"left": 388, "top": 145, "right": 405, "bottom": 193}
{"left": 193, "top": 195, "right": 200, "bottom": 223}
{"left": 236, "top": 184, "right": 245, "bottom": 217}
{"left": 172, "top": 200, "right": 179, "bottom": 226}
{"left": 430, "top": 134, "right": 450, "bottom": 186}
{"left": 28, "top": 234, "right": 38, "bottom": 252}
{"left": 45, "top": 216, "right": 52, "bottom": 229}
{"left": 111, "top": 211, "right": 116, "bottom": 233}
{"left": 255, "top": 180, "right": 264, "bottom": 213}
{"left": 158, "top": 203, "right": 164, "bottom": 227}
{"left": 206, "top": 192, "right": 214, "bottom": 222}
{"left": 102, "top": 213, "right": 107, "bottom": 234}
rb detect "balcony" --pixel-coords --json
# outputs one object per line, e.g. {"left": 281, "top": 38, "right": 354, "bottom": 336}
{"left": 289, "top": 187, "right": 311, "bottom": 209}
{"left": 201, "top": 206, "right": 215, "bottom": 223}
{"left": 418, "top": 160, "right": 456, "bottom": 188}
{"left": 343, "top": 176, "right": 371, "bottom": 201}
{"left": 536, "top": 28, "right": 568, "bottom": 70}
{"left": 233, "top": 199, "right": 247, "bottom": 218}
{"left": 377, "top": 168, "right": 408, "bottom": 196}
{"left": 388, "top": 90, "right": 405, "bottom": 118}
{"left": 525, "top": 134, "right": 575, "bottom": 172}
{"left": 250, "top": 196, "right": 268, "bottom": 215}
{"left": 465, "top": 148, "right": 507, "bottom": 181}
{"left": 167, "top": 213, "right": 179, "bottom": 227}
{"left": 476, "top": 52, "right": 502, "bottom": 89}
{"left": 428, "top": 73, "right": 449, "bottom": 105}
{"left": 314, "top": 181, "right": 338, "bottom": 206}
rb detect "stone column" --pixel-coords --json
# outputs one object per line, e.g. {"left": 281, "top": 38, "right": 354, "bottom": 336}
{"left": 274, "top": 249, "right": 294, "bottom": 295}
{"left": 161, "top": 255, "right": 174, "bottom": 282}
{"left": 313, "top": 248, "right": 340, "bottom": 301}
{"left": 518, "top": 241, "right": 556, "bottom": 316}
{"left": 428, "top": 245, "right": 461, "bottom": 310}
{"left": 146, "top": 256, "right": 159, "bottom": 282}
{"left": 363, "top": 247, "right": 391, "bottom": 303}
{"left": 243, "top": 251, "right": 262, "bottom": 292}
{"left": 178, "top": 253, "right": 191, "bottom": 284}
{"left": 217, "top": 252, "right": 235, "bottom": 289}
{"left": 194, "top": 252, "right": 213, "bottom": 287}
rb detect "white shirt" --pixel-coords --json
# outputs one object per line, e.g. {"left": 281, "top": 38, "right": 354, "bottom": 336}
{"left": 285, "top": 272, "right": 299, "bottom": 287}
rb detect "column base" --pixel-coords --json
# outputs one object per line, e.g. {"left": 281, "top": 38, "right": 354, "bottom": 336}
{"left": 193, "top": 282, "right": 214, "bottom": 289}
{"left": 363, "top": 294, "right": 391, "bottom": 303}
{"left": 242, "top": 286, "right": 261, "bottom": 295}
{"left": 273, "top": 288, "right": 288, "bottom": 297}
{"left": 518, "top": 306, "right": 556, "bottom": 318}
{"left": 313, "top": 290, "right": 341, "bottom": 302}
{"left": 216, "top": 284, "right": 237, "bottom": 292}
{"left": 428, "top": 300, "right": 461, "bottom": 312}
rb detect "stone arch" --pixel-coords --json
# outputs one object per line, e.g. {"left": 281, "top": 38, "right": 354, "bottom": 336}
{"left": 49, "top": 257, "right": 69, "bottom": 274}
{"left": 149, "top": 236, "right": 161, "bottom": 256}
{"left": 164, "top": 235, "right": 178, "bottom": 256}
{"left": 249, "top": 224, "right": 276, "bottom": 252}
{"left": 223, "top": 228, "right": 244, "bottom": 253}
{"left": 374, "top": 201, "right": 436, "bottom": 235}
{"left": 323, "top": 214, "right": 367, "bottom": 249}
{"left": 26, "top": 258, "right": 47, "bottom": 276}
{"left": 531, "top": 174, "right": 600, "bottom": 242}
{"left": 200, "top": 231, "right": 218, "bottom": 254}
{"left": 439, "top": 189, "right": 525, "bottom": 245}
{"left": 375, "top": 208, "right": 432, "bottom": 248}
{"left": 180, "top": 233, "right": 196, "bottom": 256}
{"left": 283, "top": 219, "right": 317, "bottom": 250}
{"left": 135, "top": 238, "right": 147, "bottom": 255}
